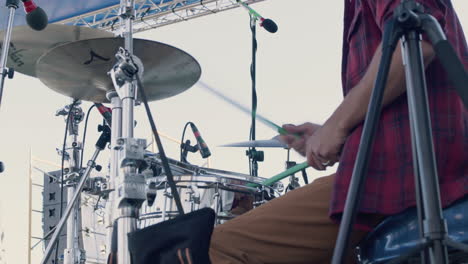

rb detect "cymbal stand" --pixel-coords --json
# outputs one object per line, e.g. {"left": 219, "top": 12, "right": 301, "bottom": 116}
{"left": 0, "top": 0, "right": 18, "bottom": 109}
{"left": 41, "top": 125, "right": 111, "bottom": 264}
{"left": 104, "top": 91, "right": 122, "bottom": 256}
{"left": 56, "top": 101, "right": 86, "bottom": 264}
{"left": 332, "top": 1, "right": 468, "bottom": 263}
{"left": 109, "top": 1, "right": 147, "bottom": 263}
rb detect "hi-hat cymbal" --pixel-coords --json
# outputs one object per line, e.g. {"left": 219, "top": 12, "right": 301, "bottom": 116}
{"left": 36, "top": 38, "right": 201, "bottom": 103}
{"left": 220, "top": 139, "right": 288, "bottom": 149}
{"left": 0, "top": 24, "right": 113, "bottom": 77}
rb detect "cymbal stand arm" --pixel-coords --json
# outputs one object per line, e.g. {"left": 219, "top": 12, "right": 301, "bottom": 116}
{"left": 0, "top": 0, "right": 19, "bottom": 110}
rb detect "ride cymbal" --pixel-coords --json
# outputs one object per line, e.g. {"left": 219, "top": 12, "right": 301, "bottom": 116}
{"left": 36, "top": 38, "right": 201, "bottom": 103}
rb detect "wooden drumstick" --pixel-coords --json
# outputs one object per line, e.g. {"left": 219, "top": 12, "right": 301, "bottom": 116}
{"left": 198, "top": 80, "right": 291, "bottom": 136}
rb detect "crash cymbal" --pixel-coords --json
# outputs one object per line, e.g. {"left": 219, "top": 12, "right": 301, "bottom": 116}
{"left": 220, "top": 139, "right": 288, "bottom": 149}
{"left": 0, "top": 24, "right": 113, "bottom": 77}
{"left": 36, "top": 38, "right": 201, "bottom": 103}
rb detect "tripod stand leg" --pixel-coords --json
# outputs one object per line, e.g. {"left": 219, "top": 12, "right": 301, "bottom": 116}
{"left": 331, "top": 18, "right": 403, "bottom": 264}
{"left": 408, "top": 113, "right": 428, "bottom": 263}
{"left": 402, "top": 30, "right": 449, "bottom": 264}
{"left": 444, "top": 239, "right": 468, "bottom": 253}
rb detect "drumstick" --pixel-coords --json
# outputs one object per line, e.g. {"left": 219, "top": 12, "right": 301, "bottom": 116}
{"left": 199, "top": 80, "right": 308, "bottom": 186}
{"left": 248, "top": 162, "right": 309, "bottom": 187}
{"left": 198, "top": 80, "right": 291, "bottom": 136}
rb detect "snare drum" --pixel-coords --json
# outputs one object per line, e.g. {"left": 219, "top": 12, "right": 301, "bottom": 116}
{"left": 138, "top": 156, "right": 283, "bottom": 227}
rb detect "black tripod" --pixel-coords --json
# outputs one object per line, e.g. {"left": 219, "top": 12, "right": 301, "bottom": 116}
{"left": 332, "top": 1, "right": 468, "bottom": 263}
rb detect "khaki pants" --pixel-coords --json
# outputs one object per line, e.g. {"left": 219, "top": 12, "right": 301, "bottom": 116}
{"left": 209, "top": 174, "right": 381, "bottom": 264}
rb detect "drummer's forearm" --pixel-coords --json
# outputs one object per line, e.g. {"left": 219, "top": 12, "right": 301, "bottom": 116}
{"left": 327, "top": 41, "right": 434, "bottom": 134}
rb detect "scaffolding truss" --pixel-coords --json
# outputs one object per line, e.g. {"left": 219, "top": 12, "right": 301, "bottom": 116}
{"left": 55, "top": 0, "right": 266, "bottom": 34}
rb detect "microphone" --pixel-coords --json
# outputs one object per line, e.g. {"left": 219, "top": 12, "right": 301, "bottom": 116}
{"left": 94, "top": 103, "right": 112, "bottom": 127}
{"left": 21, "top": 0, "right": 48, "bottom": 31}
{"left": 189, "top": 123, "right": 211, "bottom": 159}
{"left": 237, "top": 0, "right": 278, "bottom": 33}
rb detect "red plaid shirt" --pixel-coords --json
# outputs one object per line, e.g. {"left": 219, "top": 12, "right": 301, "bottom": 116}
{"left": 331, "top": 0, "right": 468, "bottom": 229}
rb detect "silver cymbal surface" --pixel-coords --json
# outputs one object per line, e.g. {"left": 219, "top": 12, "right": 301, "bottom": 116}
{"left": 0, "top": 24, "right": 113, "bottom": 77}
{"left": 36, "top": 38, "right": 202, "bottom": 103}
{"left": 220, "top": 139, "right": 288, "bottom": 148}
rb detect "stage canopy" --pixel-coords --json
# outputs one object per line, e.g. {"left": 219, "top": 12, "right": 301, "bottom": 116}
{"left": 1, "top": 0, "right": 265, "bottom": 33}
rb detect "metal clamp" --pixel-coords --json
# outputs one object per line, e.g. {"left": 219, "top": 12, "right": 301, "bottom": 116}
{"left": 187, "top": 184, "right": 201, "bottom": 205}
{"left": 108, "top": 48, "right": 144, "bottom": 100}
{"left": 56, "top": 102, "right": 84, "bottom": 136}
{"left": 115, "top": 172, "right": 146, "bottom": 204}
{"left": 83, "top": 176, "right": 109, "bottom": 196}
{"left": 119, "top": 5, "right": 135, "bottom": 20}
{"left": 63, "top": 171, "right": 81, "bottom": 186}
{"left": 116, "top": 137, "right": 147, "bottom": 167}
{"left": 114, "top": 138, "right": 147, "bottom": 204}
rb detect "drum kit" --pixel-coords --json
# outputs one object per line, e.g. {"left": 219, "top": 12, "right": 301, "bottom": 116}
{"left": 0, "top": 5, "right": 294, "bottom": 264}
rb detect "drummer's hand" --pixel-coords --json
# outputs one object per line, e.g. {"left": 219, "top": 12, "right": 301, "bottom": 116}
{"left": 280, "top": 122, "right": 321, "bottom": 156}
{"left": 304, "top": 119, "right": 347, "bottom": 170}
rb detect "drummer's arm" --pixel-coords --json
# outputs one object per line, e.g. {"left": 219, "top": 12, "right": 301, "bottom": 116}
{"left": 326, "top": 41, "right": 435, "bottom": 134}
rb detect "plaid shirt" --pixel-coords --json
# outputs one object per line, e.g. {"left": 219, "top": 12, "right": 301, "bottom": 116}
{"left": 331, "top": 0, "right": 468, "bottom": 229}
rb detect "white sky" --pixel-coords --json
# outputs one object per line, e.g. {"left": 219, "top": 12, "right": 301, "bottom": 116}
{"left": 0, "top": 1, "right": 467, "bottom": 263}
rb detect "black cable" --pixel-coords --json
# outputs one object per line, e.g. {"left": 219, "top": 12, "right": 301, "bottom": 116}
{"left": 110, "top": 18, "right": 118, "bottom": 31}
{"left": 180, "top": 121, "right": 193, "bottom": 161}
{"left": 80, "top": 104, "right": 97, "bottom": 169}
{"left": 55, "top": 99, "right": 79, "bottom": 264}
{"left": 132, "top": 62, "right": 185, "bottom": 215}
{"left": 250, "top": 15, "right": 258, "bottom": 142}
{"left": 249, "top": 14, "right": 258, "bottom": 176}
{"left": 140, "top": 6, "right": 151, "bottom": 21}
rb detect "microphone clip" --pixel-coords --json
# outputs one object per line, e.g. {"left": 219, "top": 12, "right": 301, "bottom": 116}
{"left": 181, "top": 140, "right": 199, "bottom": 154}
{"left": 180, "top": 139, "right": 198, "bottom": 163}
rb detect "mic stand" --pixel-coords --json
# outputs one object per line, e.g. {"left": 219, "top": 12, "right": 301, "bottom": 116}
{"left": 285, "top": 150, "right": 300, "bottom": 192}
{"left": 41, "top": 125, "right": 111, "bottom": 264}
{"left": 0, "top": 0, "right": 19, "bottom": 172}
{"left": 56, "top": 101, "right": 86, "bottom": 264}
{"left": 0, "top": 0, "right": 18, "bottom": 110}
{"left": 247, "top": 14, "right": 263, "bottom": 177}
{"left": 332, "top": 1, "right": 468, "bottom": 263}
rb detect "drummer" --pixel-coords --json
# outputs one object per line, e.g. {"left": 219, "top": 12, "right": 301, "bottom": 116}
{"left": 209, "top": 0, "right": 468, "bottom": 263}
